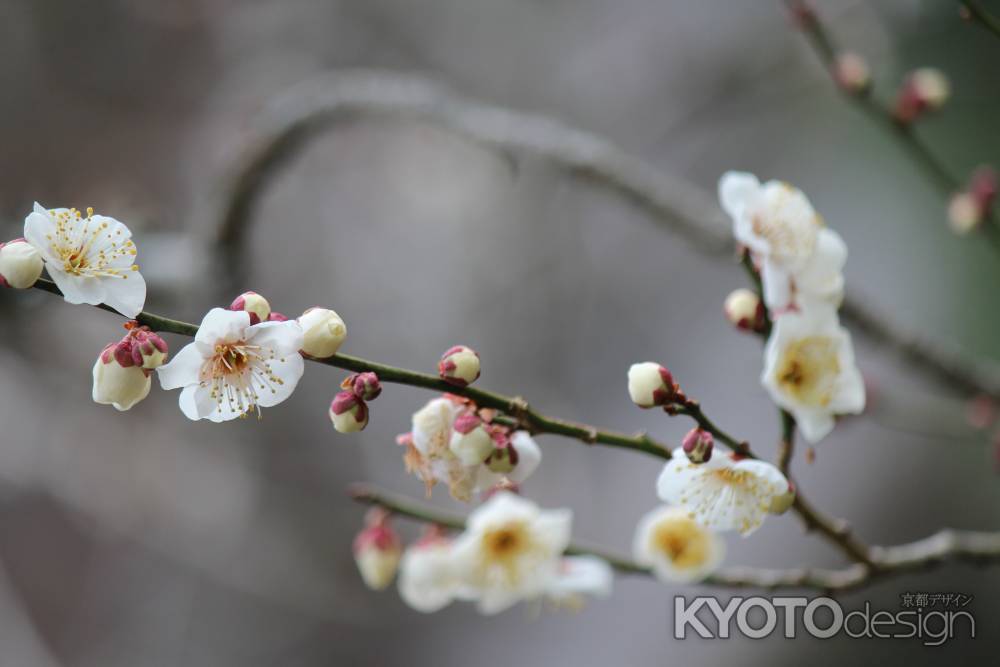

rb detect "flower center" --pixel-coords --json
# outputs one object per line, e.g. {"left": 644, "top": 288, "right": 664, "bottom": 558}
{"left": 652, "top": 519, "right": 710, "bottom": 569}
{"left": 199, "top": 341, "right": 285, "bottom": 418}
{"left": 476, "top": 521, "right": 537, "bottom": 588}
{"left": 46, "top": 207, "right": 138, "bottom": 278}
{"left": 775, "top": 335, "right": 841, "bottom": 407}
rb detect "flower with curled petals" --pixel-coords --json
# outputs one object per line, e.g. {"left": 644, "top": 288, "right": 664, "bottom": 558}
{"left": 24, "top": 203, "right": 146, "bottom": 317}
{"left": 157, "top": 308, "right": 304, "bottom": 422}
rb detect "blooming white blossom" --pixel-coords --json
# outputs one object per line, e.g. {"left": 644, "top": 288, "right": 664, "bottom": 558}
{"left": 157, "top": 308, "right": 304, "bottom": 422}
{"left": 450, "top": 492, "right": 572, "bottom": 614}
{"left": 0, "top": 239, "right": 44, "bottom": 289}
{"left": 718, "top": 173, "right": 846, "bottom": 311}
{"left": 633, "top": 505, "right": 725, "bottom": 583}
{"left": 24, "top": 204, "right": 146, "bottom": 317}
{"left": 761, "top": 305, "right": 865, "bottom": 442}
{"left": 397, "top": 535, "right": 471, "bottom": 613}
{"left": 657, "top": 448, "right": 790, "bottom": 536}
{"left": 400, "top": 397, "right": 541, "bottom": 500}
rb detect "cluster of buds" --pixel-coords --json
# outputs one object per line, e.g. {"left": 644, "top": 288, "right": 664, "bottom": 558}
{"left": 723, "top": 288, "right": 767, "bottom": 333}
{"left": 627, "top": 362, "right": 677, "bottom": 409}
{"left": 832, "top": 52, "right": 871, "bottom": 96}
{"left": 330, "top": 372, "right": 382, "bottom": 433}
{"left": 0, "top": 238, "right": 43, "bottom": 289}
{"left": 948, "top": 167, "right": 998, "bottom": 235}
{"left": 893, "top": 68, "right": 950, "bottom": 125}
{"left": 438, "top": 345, "right": 481, "bottom": 387}
{"left": 92, "top": 322, "right": 169, "bottom": 411}
{"left": 353, "top": 508, "right": 403, "bottom": 590}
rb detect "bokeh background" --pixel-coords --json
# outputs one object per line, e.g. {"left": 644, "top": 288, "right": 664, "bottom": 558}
{"left": 1, "top": 0, "right": 999, "bottom": 664}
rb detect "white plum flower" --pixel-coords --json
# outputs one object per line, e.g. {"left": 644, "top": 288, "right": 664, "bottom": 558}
{"left": 657, "top": 448, "right": 790, "bottom": 536}
{"left": 450, "top": 492, "right": 572, "bottom": 614}
{"left": 157, "top": 308, "right": 304, "bottom": 422}
{"left": 24, "top": 203, "right": 146, "bottom": 317}
{"left": 761, "top": 305, "right": 865, "bottom": 442}
{"left": 632, "top": 505, "right": 725, "bottom": 583}
{"left": 397, "top": 535, "right": 470, "bottom": 613}
{"left": 718, "top": 172, "right": 846, "bottom": 311}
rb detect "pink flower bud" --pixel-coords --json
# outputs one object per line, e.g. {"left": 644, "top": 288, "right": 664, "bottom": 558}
{"left": 723, "top": 288, "right": 765, "bottom": 332}
{"left": 438, "top": 345, "right": 480, "bottom": 387}
{"left": 353, "top": 510, "right": 402, "bottom": 590}
{"left": 682, "top": 428, "right": 714, "bottom": 464}
{"left": 894, "top": 68, "right": 950, "bottom": 123}
{"left": 268, "top": 312, "right": 288, "bottom": 322}
{"left": 330, "top": 391, "right": 369, "bottom": 433}
{"left": 228, "top": 291, "right": 271, "bottom": 325}
{"left": 449, "top": 413, "right": 494, "bottom": 465}
{"left": 627, "top": 362, "right": 675, "bottom": 408}
{"left": 0, "top": 239, "right": 43, "bottom": 289}
{"left": 348, "top": 372, "right": 382, "bottom": 401}
{"left": 832, "top": 52, "right": 870, "bottom": 95}
{"left": 126, "top": 324, "right": 169, "bottom": 370}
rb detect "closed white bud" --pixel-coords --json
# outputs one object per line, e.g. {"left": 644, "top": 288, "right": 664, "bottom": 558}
{"left": 833, "top": 52, "right": 870, "bottom": 94}
{"left": 627, "top": 362, "right": 674, "bottom": 408}
{"left": 353, "top": 512, "right": 402, "bottom": 590}
{"left": 92, "top": 344, "right": 152, "bottom": 411}
{"left": 911, "top": 68, "right": 950, "bottom": 109}
{"left": 723, "top": 288, "right": 763, "bottom": 331}
{"left": 0, "top": 239, "right": 44, "bottom": 289}
{"left": 330, "top": 391, "right": 368, "bottom": 433}
{"left": 948, "top": 192, "right": 982, "bottom": 235}
{"left": 438, "top": 345, "right": 480, "bottom": 387}
{"left": 448, "top": 413, "right": 495, "bottom": 465}
{"left": 299, "top": 307, "right": 347, "bottom": 358}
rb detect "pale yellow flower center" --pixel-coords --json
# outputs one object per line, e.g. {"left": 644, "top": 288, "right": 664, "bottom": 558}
{"left": 651, "top": 517, "right": 711, "bottom": 570}
{"left": 476, "top": 520, "right": 539, "bottom": 588}
{"left": 46, "top": 207, "right": 138, "bottom": 279}
{"left": 775, "top": 335, "right": 840, "bottom": 407}
{"left": 198, "top": 341, "right": 285, "bottom": 418}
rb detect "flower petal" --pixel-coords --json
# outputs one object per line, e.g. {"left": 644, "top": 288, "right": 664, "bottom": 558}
{"left": 254, "top": 353, "right": 304, "bottom": 408}
{"left": 23, "top": 207, "right": 59, "bottom": 262}
{"left": 157, "top": 342, "right": 206, "bottom": 390}
{"left": 47, "top": 265, "right": 107, "bottom": 305}
{"left": 102, "top": 272, "right": 146, "bottom": 318}
{"left": 195, "top": 308, "right": 250, "bottom": 346}
{"left": 718, "top": 171, "right": 760, "bottom": 220}
{"left": 246, "top": 320, "right": 305, "bottom": 357}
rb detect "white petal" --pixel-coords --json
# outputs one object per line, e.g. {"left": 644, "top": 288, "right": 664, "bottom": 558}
{"left": 795, "top": 409, "right": 835, "bottom": 443}
{"left": 156, "top": 342, "right": 206, "bottom": 390}
{"left": 246, "top": 320, "right": 305, "bottom": 357}
{"left": 533, "top": 508, "right": 573, "bottom": 555}
{"left": 761, "top": 260, "right": 792, "bottom": 311}
{"left": 48, "top": 266, "right": 106, "bottom": 305}
{"left": 23, "top": 208, "right": 59, "bottom": 262}
{"left": 178, "top": 384, "right": 215, "bottom": 421}
{"left": 466, "top": 491, "right": 537, "bottom": 532}
{"left": 718, "top": 171, "right": 760, "bottom": 220}
{"left": 195, "top": 308, "right": 250, "bottom": 346}
{"left": 253, "top": 353, "right": 304, "bottom": 408}
{"left": 546, "top": 556, "right": 613, "bottom": 599}
{"left": 101, "top": 272, "right": 147, "bottom": 317}
{"left": 508, "top": 431, "right": 541, "bottom": 483}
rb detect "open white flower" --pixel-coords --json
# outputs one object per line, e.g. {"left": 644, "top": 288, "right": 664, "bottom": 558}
{"left": 157, "top": 308, "right": 304, "bottom": 422}
{"left": 24, "top": 203, "right": 146, "bottom": 317}
{"left": 633, "top": 505, "right": 725, "bottom": 583}
{"left": 397, "top": 536, "right": 470, "bottom": 613}
{"left": 718, "top": 172, "right": 846, "bottom": 311}
{"left": 761, "top": 305, "right": 865, "bottom": 442}
{"left": 657, "top": 449, "right": 789, "bottom": 536}
{"left": 450, "top": 492, "right": 572, "bottom": 614}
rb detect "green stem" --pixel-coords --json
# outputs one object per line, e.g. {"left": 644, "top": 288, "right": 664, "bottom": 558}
{"left": 960, "top": 0, "right": 1000, "bottom": 41}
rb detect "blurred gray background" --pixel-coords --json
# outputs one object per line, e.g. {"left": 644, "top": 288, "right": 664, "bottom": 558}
{"left": 1, "top": 0, "right": 999, "bottom": 664}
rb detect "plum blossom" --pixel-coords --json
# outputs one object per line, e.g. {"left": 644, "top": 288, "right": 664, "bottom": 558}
{"left": 657, "top": 448, "right": 790, "bottom": 536}
{"left": 24, "top": 203, "right": 146, "bottom": 317}
{"left": 633, "top": 505, "right": 725, "bottom": 583}
{"left": 449, "top": 492, "right": 572, "bottom": 614}
{"left": 761, "top": 304, "right": 865, "bottom": 442}
{"left": 397, "top": 529, "right": 471, "bottom": 613}
{"left": 157, "top": 308, "right": 304, "bottom": 422}
{"left": 718, "top": 172, "right": 846, "bottom": 312}
{"left": 399, "top": 396, "right": 541, "bottom": 501}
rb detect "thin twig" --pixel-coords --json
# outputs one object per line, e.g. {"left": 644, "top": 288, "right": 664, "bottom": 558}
{"left": 960, "top": 0, "right": 1000, "bottom": 40}
{"left": 29, "top": 279, "right": 671, "bottom": 461}
{"left": 777, "top": 409, "right": 796, "bottom": 476}
{"left": 350, "top": 483, "right": 1000, "bottom": 592}
{"left": 209, "top": 69, "right": 1000, "bottom": 399}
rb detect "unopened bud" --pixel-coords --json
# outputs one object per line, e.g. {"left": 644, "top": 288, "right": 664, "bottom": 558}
{"left": 268, "top": 311, "right": 288, "bottom": 322}
{"left": 948, "top": 192, "right": 982, "bottom": 235}
{"left": 768, "top": 483, "right": 796, "bottom": 515}
{"left": 723, "top": 288, "right": 765, "bottom": 332}
{"left": 0, "top": 239, "right": 43, "bottom": 289}
{"left": 299, "top": 307, "right": 347, "bottom": 358}
{"left": 353, "top": 510, "right": 402, "bottom": 590}
{"left": 329, "top": 391, "right": 369, "bottom": 433}
{"left": 682, "top": 428, "right": 714, "bottom": 464}
{"left": 438, "top": 345, "right": 481, "bottom": 387}
{"left": 627, "top": 362, "right": 675, "bottom": 408}
{"left": 894, "top": 68, "right": 950, "bottom": 123}
{"left": 123, "top": 323, "right": 169, "bottom": 370}
{"left": 833, "top": 52, "right": 870, "bottom": 95}
{"left": 92, "top": 342, "right": 152, "bottom": 411}
{"left": 449, "top": 413, "right": 494, "bottom": 465}
{"left": 344, "top": 371, "right": 381, "bottom": 401}
{"left": 229, "top": 291, "right": 270, "bottom": 325}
